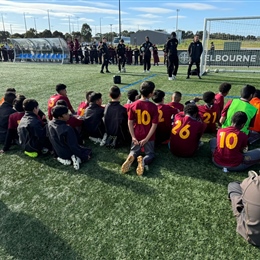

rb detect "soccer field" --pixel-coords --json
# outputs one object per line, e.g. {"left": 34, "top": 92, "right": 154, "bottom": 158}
{"left": 1, "top": 62, "right": 260, "bottom": 259}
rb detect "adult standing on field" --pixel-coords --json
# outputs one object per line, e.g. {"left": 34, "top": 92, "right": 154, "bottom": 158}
{"left": 186, "top": 35, "right": 203, "bottom": 79}
{"left": 100, "top": 37, "right": 110, "bottom": 74}
{"left": 140, "top": 36, "right": 153, "bottom": 73}
{"left": 166, "top": 32, "right": 179, "bottom": 80}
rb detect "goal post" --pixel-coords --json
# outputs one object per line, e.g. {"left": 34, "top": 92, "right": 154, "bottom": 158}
{"left": 200, "top": 16, "right": 260, "bottom": 75}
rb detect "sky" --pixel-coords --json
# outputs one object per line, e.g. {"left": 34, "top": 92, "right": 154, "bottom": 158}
{"left": 0, "top": 0, "right": 259, "bottom": 36}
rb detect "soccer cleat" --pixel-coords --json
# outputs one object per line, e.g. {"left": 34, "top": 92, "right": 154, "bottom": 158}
{"left": 136, "top": 156, "right": 144, "bottom": 176}
{"left": 186, "top": 76, "right": 190, "bottom": 79}
{"left": 121, "top": 155, "right": 135, "bottom": 174}
{"left": 71, "top": 155, "right": 80, "bottom": 170}
{"left": 57, "top": 157, "right": 71, "bottom": 166}
{"left": 106, "top": 70, "right": 111, "bottom": 73}
{"left": 89, "top": 136, "right": 102, "bottom": 144}
{"left": 24, "top": 151, "right": 38, "bottom": 158}
{"left": 100, "top": 133, "right": 107, "bottom": 146}
{"left": 168, "top": 77, "right": 173, "bottom": 80}
{"left": 100, "top": 71, "right": 104, "bottom": 74}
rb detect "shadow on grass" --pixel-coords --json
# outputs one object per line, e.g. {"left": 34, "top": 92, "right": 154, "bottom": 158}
{"left": 0, "top": 200, "right": 82, "bottom": 260}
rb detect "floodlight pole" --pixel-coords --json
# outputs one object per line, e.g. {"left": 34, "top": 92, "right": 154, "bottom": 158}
{"left": 1, "top": 14, "right": 5, "bottom": 33}
{"left": 119, "top": 0, "right": 121, "bottom": 38}
{"left": 23, "top": 12, "right": 27, "bottom": 32}
{"left": 110, "top": 24, "right": 113, "bottom": 43}
{"left": 33, "top": 17, "right": 37, "bottom": 34}
{"left": 10, "top": 24, "right": 12, "bottom": 35}
{"left": 100, "top": 17, "right": 102, "bottom": 40}
{"left": 176, "top": 9, "right": 180, "bottom": 31}
{"left": 68, "top": 16, "right": 71, "bottom": 34}
{"left": 47, "top": 10, "right": 51, "bottom": 32}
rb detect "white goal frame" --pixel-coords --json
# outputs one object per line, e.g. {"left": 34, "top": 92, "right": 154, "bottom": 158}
{"left": 201, "top": 16, "right": 260, "bottom": 75}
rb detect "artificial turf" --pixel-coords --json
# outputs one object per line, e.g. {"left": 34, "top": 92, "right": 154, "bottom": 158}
{"left": 0, "top": 62, "right": 260, "bottom": 259}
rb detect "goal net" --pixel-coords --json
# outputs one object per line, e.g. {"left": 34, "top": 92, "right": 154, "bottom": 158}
{"left": 200, "top": 16, "right": 260, "bottom": 74}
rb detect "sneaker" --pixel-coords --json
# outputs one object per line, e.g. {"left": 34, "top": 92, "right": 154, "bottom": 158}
{"left": 57, "top": 157, "right": 71, "bottom": 166}
{"left": 122, "top": 67, "right": 126, "bottom": 72}
{"left": 136, "top": 156, "right": 144, "bottom": 176}
{"left": 106, "top": 70, "right": 111, "bottom": 73}
{"left": 121, "top": 155, "right": 135, "bottom": 174}
{"left": 24, "top": 151, "right": 38, "bottom": 158}
{"left": 168, "top": 77, "right": 173, "bottom": 80}
{"left": 100, "top": 133, "right": 107, "bottom": 146}
{"left": 186, "top": 76, "right": 190, "bottom": 79}
{"left": 118, "top": 70, "right": 121, "bottom": 73}
{"left": 173, "top": 75, "right": 176, "bottom": 80}
{"left": 198, "top": 76, "right": 202, "bottom": 79}
{"left": 143, "top": 70, "right": 146, "bottom": 73}
{"left": 147, "top": 70, "right": 150, "bottom": 73}
{"left": 100, "top": 71, "right": 104, "bottom": 74}
{"left": 89, "top": 136, "right": 102, "bottom": 144}
{"left": 71, "top": 155, "right": 80, "bottom": 170}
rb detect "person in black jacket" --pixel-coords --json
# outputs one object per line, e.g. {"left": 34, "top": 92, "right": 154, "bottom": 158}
{"left": 0, "top": 92, "right": 16, "bottom": 144}
{"left": 17, "top": 99, "right": 49, "bottom": 158}
{"left": 102, "top": 86, "right": 129, "bottom": 148}
{"left": 99, "top": 37, "right": 110, "bottom": 74}
{"left": 117, "top": 39, "right": 126, "bottom": 73}
{"left": 186, "top": 35, "right": 203, "bottom": 79}
{"left": 166, "top": 32, "right": 179, "bottom": 80}
{"left": 140, "top": 36, "right": 153, "bottom": 72}
{"left": 47, "top": 105, "right": 92, "bottom": 170}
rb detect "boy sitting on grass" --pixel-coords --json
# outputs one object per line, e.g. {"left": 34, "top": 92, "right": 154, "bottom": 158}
{"left": 48, "top": 84, "right": 75, "bottom": 120}
{"left": 103, "top": 85, "right": 129, "bottom": 148}
{"left": 18, "top": 99, "right": 50, "bottom": 158}
{"left": 47, "top": 105, "right": 92, "bottom": 170}
{"left": 215, "top": 82, "right": 232, "bottom": 112}
{"left": 121, "top": 81, "right": 158, "bottom": 176}
{"left": 77, "top": 90, "right": 94, "bottom": 117}
{"left": 210, "top": 111, "right": 260, "bottom": 172}
{"left": 167, "top": 91, "right": 184, "bottom": 112}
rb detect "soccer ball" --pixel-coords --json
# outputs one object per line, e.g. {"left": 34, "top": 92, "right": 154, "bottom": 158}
{"left": 149, "top": 47, "right": 153, "bottom": 51}
{"left": 205, "top": 69, "right": 210, "bottom": 73}
{"left": 214, "top": 69, "right": 219, "bottom": 73}
{"left": 141, "top": 47, "right": 145, "bottom": 51}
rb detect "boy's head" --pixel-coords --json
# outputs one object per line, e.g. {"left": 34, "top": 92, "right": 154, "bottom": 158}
{"left": 4, "top": 92, "right": 16, "bottom": 105}
{"left": 253, "top": 89, "right": 260, "bottom": 99}
{"left": 172, "top": 91, "right": 182, "bottom": 102}
{"left": 152, "top": 90, "right": 165, "bottom": 104}
{"left": 89, "top": 92, "right": 102, "bottom": 105}
{"left": 202, "top": 91, "right": 215, "bottom": 105}
{"left": 127, "top": 89, "right": 139, "bottom": 102}
{"left": 23, "top": 99, "right": 39, "bottom": 114}
{"left": 219, "top": 82, "right": 231, "bottom": 96}
{"left": 184, "top": 104, "right": 198, "bottom": 117}
{"left": 52, "top": 105, "right": 70, "bottom": 121}
{"left": 13, "top": 95, "right": 26, "bottom": 112}
{"left": 86, "top": 91, "right": 94, "bottom": 103}
{"left": 56, "top": 99, "right": 68, "bottom": 107}
{"left": 109, "top": 85, "right": 121, "bottom": 100}
{"left": 56, "top": 84, "right": 67, "bottom": 96}
{"left": 5, "top": 88, "right": 16, "bottom": 94}
{"left": 240, "top": 84, "right": 256, "bottom": 100}
{"left": 140, "top": 81, "right": 155, "bottom": 98}
{"left": 231, "top": 111, "right": 247, "bottom": 129}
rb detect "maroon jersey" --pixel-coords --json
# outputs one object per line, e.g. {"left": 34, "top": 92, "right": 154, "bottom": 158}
{"left": 215, "top": 93, "right": 224, "bottom": 112}
{"left": 213, "top": 126, "right": 248, "bottom": 167}
{"left": 77, "top": 101, "right": 88, "bottom": 116}
{"left": 67, "top": 115, "right": 83, "bottom": 128}
{"left": 156, "top": 104, "right": 178, "bottom": 142}
{"left": 128, "top": 99, "right": 158, "bottom": 141}
{"left": 166, "top": 101, "right": 184, "bottom": 112}
{"left": 170, "top": 112, "right": 206, "bottom": 157}
{"left": 8, "top": 112, "right": 25, "bottom": 129}
{"left": 198, "top": 103, "right": 220, "bottom": 133}
{"left": 47, "top": 94, "right": 74, "bottom": 120}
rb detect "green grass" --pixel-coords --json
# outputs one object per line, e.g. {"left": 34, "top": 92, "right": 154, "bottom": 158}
{"left": 1, "top": 62, "right": 260, "bottom": 259}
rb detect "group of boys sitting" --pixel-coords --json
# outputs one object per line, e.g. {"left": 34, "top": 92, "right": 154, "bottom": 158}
{"left": 1, "top": 81, "right": 260, "bottom": 246}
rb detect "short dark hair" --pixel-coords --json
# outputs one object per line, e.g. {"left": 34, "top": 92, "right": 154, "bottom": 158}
{"left": 173, "top": 91, "right": 182, "bottom": 98}
{"left": 109, "top": 85, "right": 121, "bottom": 99}
{"left": 13, "top": 95, "right": 26, "bottom": 112}
{"left": 219, "top": 82, "right": 231, "bottom": 94}
{"left": 140, "top": 81, "right": 155, "bottom": 98}
{"left": 6, "top": 88, "right": 16, "bottom": 93}
{"left": 231, "top": 111, "right": 247, "bottom": 127}
{"left": 23, "top": 99, "right": 39, "bottom": 112}
{"left": 152, "top": 90, "right": 165, "bottom": 103}
{"left": 184, "top": 104, "right": 198, "bottom": 116}
{"left": 4, "top": 92, "right": 16, "bottom": 104}
{"left": 253, "top": 89, "right": 260, "bottom": 99}
{"left": 89, "top": 92, "right": 102, "bottom": 103}
{"left": 127, "top": 89, "right": 139, "bottom": 102}
{"left": 120, "top": 39, "right": 124, "bottom": 43}
{"left": 56, "top": 100, "right": 68, "bottom": 107}
{"left": 240, "top": 84, "right": 256, "bottom": 99}
{"left": 203, "top": 91, "right": 215, "bottom": 104}
{"left": 52, "top": 105, "right": 69, "bottom": 119}
{"left": 56, "top": 84, "right": 67, "bottom": 93}
{"left": 86, "top": 91, "right": 94, "bottom": 102}
{"left": 171, "top": 32, "right": 176, "bottom": 37}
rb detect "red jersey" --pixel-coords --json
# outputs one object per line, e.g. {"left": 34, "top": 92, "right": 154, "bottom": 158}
{"left": 170, "top": 113, "right": 206, "bottom": 157}
{"left": 166, "top": 101, "right": 184, "bottom": 112}
{"left": 213, "top": 126, "right": 248, "bottom": 167}
{"left": 47, "top": 94, "right": 74, "bottom": 120}
{"left": 215, "top": 93, "right": 224, "bottom": 112}
{"left": 198, "top": 103, "right": 220, "bottom": 133}
{"left": 77, "top": 101, "right": 88, "bottom": 116}
{"left": 67, "top": 115, "right": 83, "bottom": 128}
{"left": 156, "top": 104, "right": 178, "bottom": 142}
{"left": 8, "top": 112, "right": 25, "bottom": 129}
{"left": 128, "top": 99, "right": 158, "bottom": 141}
